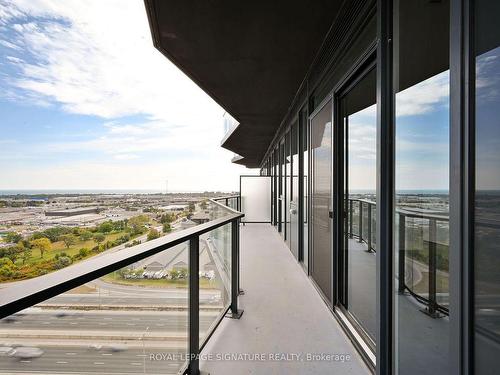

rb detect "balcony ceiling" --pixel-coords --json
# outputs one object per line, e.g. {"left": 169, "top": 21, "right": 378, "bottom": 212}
{"left": 144, "top": 0, "right": 343, "bottom": 168}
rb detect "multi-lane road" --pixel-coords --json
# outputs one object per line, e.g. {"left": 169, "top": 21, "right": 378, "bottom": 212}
{"left": 0, "top": 309, "right": 219, "bottom": 334}
{"left": 0, "top": 309, "right": 223, "bottom": 374}
{"left": 0, "top": 345, "right": 187, "bottom": 374}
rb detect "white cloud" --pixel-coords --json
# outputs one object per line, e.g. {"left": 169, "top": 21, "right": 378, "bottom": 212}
{"left": 0, "top": 0, "right": 253, "bottom": 190}
{"left": 396, "top": 70, "right": 449, "bottom": 117}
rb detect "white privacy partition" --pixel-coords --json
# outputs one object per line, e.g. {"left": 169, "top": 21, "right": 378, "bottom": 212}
{"left": 240, "top": 175, "right": 271, "bottom": 223}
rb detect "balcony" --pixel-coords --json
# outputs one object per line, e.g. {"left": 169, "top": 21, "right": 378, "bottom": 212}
{"left": 200, "top": 223, "right": 369, "bottom": 374}
{"left": 0, "top": 196, "right": 369, "bottom": 375}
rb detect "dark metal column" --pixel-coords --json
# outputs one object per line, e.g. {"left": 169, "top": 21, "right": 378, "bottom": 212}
{"left": 398, "top": 213, "right": 406, "bottom": 294}
{"left": 423, "top": 218, "right": 440, "bottom": 318}
{"left": 229, "top": 219, "right": 244, "bottom": 319}
{"left": 349, "top": 199, "right": 353, "bottom": 238}
{"left": 367, "top": 203, "right": 373, "bottom": 251}
{"left": 358, "top": 201, "right": 363, "bottom": 243}
{"left": 188, "top": 236, "right": 200, "bottom": 375}
{"left": 376, "top": 0, "right": 394, "bottom": 373}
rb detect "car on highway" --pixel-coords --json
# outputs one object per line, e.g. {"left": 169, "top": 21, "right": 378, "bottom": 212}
{"left": 8, "top": 346, "right": 44, "bottom": 359}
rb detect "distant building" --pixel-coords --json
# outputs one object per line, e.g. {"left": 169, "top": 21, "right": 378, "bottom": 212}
{"left": 45, "top": 207, "right": 100, "bottom": 217}
{"left": 159, "top": 204, "right": 188, "bottom": 212}
{"left": 190, "top": 211, "right": 211, "bottom": 224}
{"left": 145, "top": 261, "right": 165, "bottom": 272}
{"left": 172, "top": 260, "right": 187, "bottom": 270}
{"left": 179, "top": 218, "right": 197, "bottom": 229}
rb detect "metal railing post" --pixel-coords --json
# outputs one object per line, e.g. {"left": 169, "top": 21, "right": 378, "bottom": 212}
{"left": 229, "top": 219, "right": 244, "bottom": 318}
{"left": 349, "top": 199, "right": 353, "bottom": 238}
{"left": 423, "top": 218, "right": 440, "bottom": 318}
{"left": 367, "top": 203, "right": 373, "bottom": 252}
{"left": 398, "top": 213, "right": 406, "bottom": 294}
{"left": 358, "top": 201, "right": 363, "bottom": 243}
{"left": 188, "top": 236, "right": 200, "bottom": 375}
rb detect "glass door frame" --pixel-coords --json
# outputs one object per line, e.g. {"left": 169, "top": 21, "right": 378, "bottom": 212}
{"left": 334, "top": 57, "right": 377, "bottom": 354}
{"left": 308, "top": 93, "right": 335, "bottom": 307}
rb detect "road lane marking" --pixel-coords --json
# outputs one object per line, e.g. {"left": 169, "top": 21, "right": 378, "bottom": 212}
{"left": 56, "top": 361, "right": 68, "bottom": 364}
{"left": 101, "top": 353, "right": 113, "bottom": 356}
{"left": 20, "top": 360, "right": 31, "bottom": 363}
{"left": 93, "top": 362, "right": 105, "bottom": 365}
{"left": 130, "top": 362, "right": 142, "bottom": 366}
{"left": 136, "top": 354, "right": 147, "bottom": 357}
{"left": 65, "top": 352, "right": 77, "bottom": 355}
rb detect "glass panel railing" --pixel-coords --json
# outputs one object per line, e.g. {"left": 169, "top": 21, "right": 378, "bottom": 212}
{"left": 0, "top": 243, "right": 190, "bottom": 374}
{"left": 199, "top": 222, "right": 232, "bottom": 346}
{"left": 347, "top": 199, "right": 449, "bottom": 315}
{"left": 0, "top": 202, "right": 243, "bottom": 375}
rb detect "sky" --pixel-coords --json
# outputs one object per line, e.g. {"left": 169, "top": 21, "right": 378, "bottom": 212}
{"left": 476, "top": 47, "right": 500, "bottom": 190}
{"left": 0, "top": 0, "right": 252, "bottom": 192}
{"left": 395, "top": 70, "right": 450, "bottom": 191}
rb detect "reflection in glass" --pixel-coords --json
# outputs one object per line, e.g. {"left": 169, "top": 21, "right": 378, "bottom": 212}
{"left": 342, "top": 68, "right": 377, "bottom": 343}
{"left": 302, "top": 109, "right": 309, "bottom": 270}
{"left": 290, "top": 121, "right": 299, "bottom": 259}
{"left": 474, "top": 1, "right": 500, "bottom": 372}
{"left": 310, "top": 98, "right": 332, "bottom": 304}
{"left": 393, "top": 0, "right": 450, "bottom": 373}
{"left": 200, "top": 223, "right": 231, "bottom": 346}
{"left": 0, "top": 244, "right": 190, "bottom": 374}
{"left": 285, "top": 131, "right": 291, "bottom": 249}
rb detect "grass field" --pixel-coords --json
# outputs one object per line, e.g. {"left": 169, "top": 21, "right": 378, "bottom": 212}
{"left": 20, "top": 231, "right": 131, "bottom": 266}
{"left": 101, "top": 271, "right": 217, "bottom": 289}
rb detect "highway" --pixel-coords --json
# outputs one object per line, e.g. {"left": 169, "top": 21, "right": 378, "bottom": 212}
{"left": 0, "top": 345, "right": 186, "bottom": 374}
{"left": 0, "top": 310, "right": 220, "bottom": 333}
{"left": 0, "top": 308, "right": 226, "bottom": 374}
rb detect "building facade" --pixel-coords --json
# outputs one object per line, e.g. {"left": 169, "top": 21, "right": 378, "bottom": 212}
{"left": 145, "top": 0, "right": 500, "bottom": 373}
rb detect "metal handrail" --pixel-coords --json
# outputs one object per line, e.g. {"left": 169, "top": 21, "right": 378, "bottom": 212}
{"left": 347, "top": 198, "right": 449, "bottom": 317}
{"left": 212, "top": 195, "right": 241, "bottom": 212}
{"left": 0, "top": 198, "right": 244, "bottom": 375}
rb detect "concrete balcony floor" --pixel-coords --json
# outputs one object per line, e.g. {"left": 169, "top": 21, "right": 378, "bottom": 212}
{"left": 201, "top": 224, "right": 371, "bottom": 375}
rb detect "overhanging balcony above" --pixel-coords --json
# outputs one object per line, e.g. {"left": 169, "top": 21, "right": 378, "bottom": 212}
{"left": 144, "top": 0, "right": 343, "bottom": 168}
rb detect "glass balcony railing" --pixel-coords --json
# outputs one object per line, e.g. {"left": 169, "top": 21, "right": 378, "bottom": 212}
{"left": 0, "top": 198, "right": 243, "bottom": 375}
{"left": 347, "top": 198, "right": 449, "bottom": 317}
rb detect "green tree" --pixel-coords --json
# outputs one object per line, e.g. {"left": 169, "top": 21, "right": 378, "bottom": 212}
{"left": 200, "top": 200, "right": 208, "bottom": 210}
{"left": 94, "top": 233, "right": 106, "bottom": 244}
{"left": 60, "top": 234, "right": 77, "bottom": 249}
{"left": 188, "top": 202, "right": 195, "bottom": 212}
{"left": 160, "top": 213, "right": 174, "bottom": 224}
{"left": 147, "top": 228, "right": 160, "bottom": 241}
{"left": 80, "top": 230, "right": 93, "bottom": 241}
{"left": 98, "top": 221, "right": 114, "bottom": 233}
{"left": 21, "top": 248, "right": 32, "bottom": 265}
{"left": 0, "top": 245, "right": 22, "bottom": 263}
{"left": 163, "top": 223, "right": 172, "bottom": 233}
{"left": 54, "top": 256, "right": 72, "bottom": 269}
{"left": 30, "top": 238, "right": 51, "bottom": 258}
{"left": 42, "top": 227, "right": 71, "bottom": 242}
{"left": 4, "top": 232, "right": 22, "bottom": 244}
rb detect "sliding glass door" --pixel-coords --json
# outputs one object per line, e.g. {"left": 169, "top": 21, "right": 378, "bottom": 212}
{"left": 290, "top": 121, "right": 299, "bottom": 259}
{"left": 310, "top": 97, "right": 333, "bottom": 305}
{"left": 393, "top": 0, "right": 450, "bottom": 373}
{"left": 339, "top": 65, "right": 377, "bottom": 346}
{"left": 474, "top": 1, "right": 500, "bottom": 373}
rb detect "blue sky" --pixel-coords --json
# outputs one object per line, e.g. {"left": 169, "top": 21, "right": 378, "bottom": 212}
{"left": 395, "top": 70, "right": 450, "bottom": 191}
{"left": 346, "top": 70, "right": 450, "bottom": 192}
{"left": 476, "top": 47, "right": 500, "bottom": 190}
{"left": 0, "top": 0, "right": 249, "bottom": 192}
